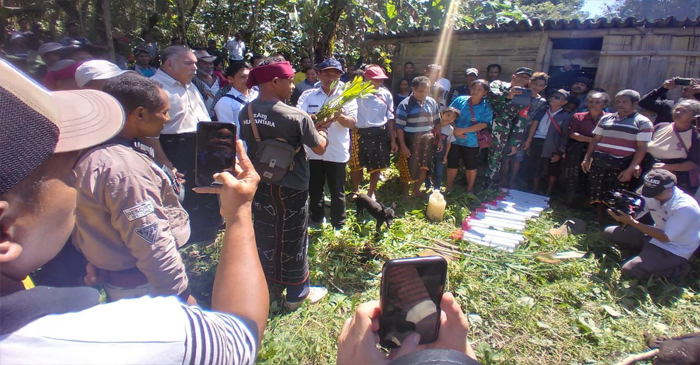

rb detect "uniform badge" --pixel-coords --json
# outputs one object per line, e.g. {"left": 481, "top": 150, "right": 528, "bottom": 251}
{"left": 123, "top": 200, "right": 155, "bottom": 221}
{"left": 135, "top": 222, "right": 158, "bottom": 244}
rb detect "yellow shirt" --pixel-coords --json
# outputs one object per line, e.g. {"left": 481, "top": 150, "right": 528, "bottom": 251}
{"left": 293, "top": 71, "right": 306, "bottom": 85}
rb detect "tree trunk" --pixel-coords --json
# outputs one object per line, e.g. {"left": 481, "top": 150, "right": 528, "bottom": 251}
{"left": 177, "top": 0, "right": 187, "bottom": 46}
{"left": 249, "top": 0, "right": 261, "bottom": 55}
{"left": 103, "top": 0, "right": 115, "bottom": 62}
{"left": 317, "top": 0, "right": 347, "bottom": 58}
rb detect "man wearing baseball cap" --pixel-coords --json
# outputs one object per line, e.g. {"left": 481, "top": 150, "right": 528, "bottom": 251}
{"left": 75, "top": 59, "right": 135, "bottom": 90}
{"left": 349, "top": 65, "right": 394, "bottom": 198}
{"left": 130, "top": 47, "right": 158, "bottom": 77}
{"left": 297, "top": 58, "right": 358, "bottom": 230}
{"left": 605, "top": 169, "right": 700, "bottom": 282}
{"left": 450, "top": 68, "right": 479, "bottom": 103}
{"left": 485, "top": 66, "right": 532, "bottom": 187}
{"left": 570, "top": 76, "right": 592, "bottom": 112}
{"left": 0, "top": 59, "right": 269, "bottom": 364}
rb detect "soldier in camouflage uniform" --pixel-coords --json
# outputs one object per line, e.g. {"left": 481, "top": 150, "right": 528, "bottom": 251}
{"left": 485, "top": 67, "right": 533, "bottom": 185}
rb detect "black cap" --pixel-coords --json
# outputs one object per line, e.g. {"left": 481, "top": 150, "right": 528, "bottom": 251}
{"left": 641, "top": 170, "right": 677, "bottom": 197}
{"left": 514, "top": 67, "right": 533, "bottom": 77}
{"left": 573, "top": 77, "right": 592, "bottom": 87}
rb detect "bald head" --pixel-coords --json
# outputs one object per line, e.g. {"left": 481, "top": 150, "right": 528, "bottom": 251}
{"left": 161, "top": 46, "right": 197, "bottom": 84}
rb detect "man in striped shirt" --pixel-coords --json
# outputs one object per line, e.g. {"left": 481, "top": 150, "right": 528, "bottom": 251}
{"left": 582, "top": 89, "right": 653, "bottom": 220}
{"left": 396, "top": 76, "right": 442, "bottom": 198}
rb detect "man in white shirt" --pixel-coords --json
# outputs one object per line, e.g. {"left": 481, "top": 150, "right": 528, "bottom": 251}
{"left": 0, "top": 59, "right": 268, "bottom": 365}
{"left": 224, "top": 33, "right": 246, "bottom": 62}
{"left": 297, "top": 58, "right": 358, "bottom": 229}
{"left": 605, "top": 169, "right": 700, "bottom": 283}
{"left": 149, "top": 46, "right": 221, "bottom": 243}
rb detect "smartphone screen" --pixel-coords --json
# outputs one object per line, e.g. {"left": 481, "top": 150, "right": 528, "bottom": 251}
{"left": 512, "top": 88, "right": 532, "bottom": 106}
{"left": 195, "top": 122, "right": 236, "bottom": 187}
{"left": 379, "top": 256, "right": 447, "bottom": 348}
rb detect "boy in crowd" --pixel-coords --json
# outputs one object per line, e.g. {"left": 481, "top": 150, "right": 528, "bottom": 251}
{"left": 523, "top": 89, "right": 572, "bottom": 195}
{"left": 396, "top": 76, "right": 442, "bottom": 198}
{"left": 433, "top": 107, "right": 459, "bottom": 191}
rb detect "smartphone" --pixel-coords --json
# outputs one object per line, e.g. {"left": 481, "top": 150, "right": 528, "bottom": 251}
{"left": 570, "top": 64, "right": 581, "bottom": 70}
{"left": 675, "top": 77, "right": 692, "bottom": 86}
{"left": 195, "top": 122, "right": 237, "bottom": 187}
{"left": 379, "top": 256, "right": 447, "bottom": 349}
{"left": 512, "top": 88, "right": 532, "bottom": 106}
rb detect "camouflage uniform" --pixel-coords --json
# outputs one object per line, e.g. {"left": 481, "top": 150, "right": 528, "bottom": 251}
{"left": 485, "top": 81, "right": 530, "bottom": 181}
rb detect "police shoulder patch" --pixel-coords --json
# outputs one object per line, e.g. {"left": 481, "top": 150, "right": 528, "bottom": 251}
{"left": 123, "top": 200, "right": 155, "bottom": 221}
{"left": 134, "top": 222, "right": 158, "bottom": 244}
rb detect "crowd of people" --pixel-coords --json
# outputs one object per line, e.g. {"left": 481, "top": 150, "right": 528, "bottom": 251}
{"left": 2, "top": 22, "right": 700, "bottom": 364}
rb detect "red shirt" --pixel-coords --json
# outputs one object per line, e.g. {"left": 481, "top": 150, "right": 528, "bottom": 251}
{"left": 568, "top": 111, "right": 606, "bottom": 138}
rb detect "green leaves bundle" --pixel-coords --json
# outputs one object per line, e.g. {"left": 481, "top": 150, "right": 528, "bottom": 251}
{"left": 315, "top": 76, "right": 378, "bottom": 125}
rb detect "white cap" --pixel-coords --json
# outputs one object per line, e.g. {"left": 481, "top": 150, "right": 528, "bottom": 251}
{"left": 38, "top": 42, "right": 64, "bottom": 56}
{"left": 75, "top": 60, "right": 136, "bottom": 88}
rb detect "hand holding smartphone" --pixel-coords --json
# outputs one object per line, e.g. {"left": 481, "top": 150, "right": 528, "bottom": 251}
{"left": 512, "top": 88, "right": 532, "bottom": 106}
{"left": 379, "top": 256, "right": 447, "bottom": 348}
{"left": 195, "top": 122, "right": 237, "bottom": 187}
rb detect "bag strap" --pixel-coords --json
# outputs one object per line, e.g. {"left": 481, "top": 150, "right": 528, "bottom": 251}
{"left": 248, "top": 104, "right": 261, "bottom": 143}
{"left": 222, "top": 94, "right": 249, "bottom": 105}
{"left": 468, "top": 99, "right": 476, "bottom": 123}
{"left": 546, "top": 109, "right": 563, "bottom": 136}
{"left": 673, "top": 123, "right": 691, "bottom": 155}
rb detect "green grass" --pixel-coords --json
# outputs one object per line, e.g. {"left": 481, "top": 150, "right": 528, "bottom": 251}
{"left": 181, "top": 166, "right": 700, "bottom": 365}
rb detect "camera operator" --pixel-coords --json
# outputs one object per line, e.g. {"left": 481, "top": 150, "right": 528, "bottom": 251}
{"left": 605, "top": 170, "right": 700, "bottom": 283}
{"left": 639, "top": 77, "right": 700, "bottom": 124}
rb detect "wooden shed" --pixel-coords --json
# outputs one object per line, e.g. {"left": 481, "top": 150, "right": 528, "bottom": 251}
{"left": 364, "top": 17, "right": 700, "bottom": 98}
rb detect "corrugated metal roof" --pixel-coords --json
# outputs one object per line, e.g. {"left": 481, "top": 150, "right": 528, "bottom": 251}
{"left": 365, "top": 16, "right": 700, "bottom": 40}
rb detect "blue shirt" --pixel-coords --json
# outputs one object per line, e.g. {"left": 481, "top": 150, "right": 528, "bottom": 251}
{"left": 395, "top": 96, "right": 440, "bottom": 133}
{"left": 449, "top": 96, "right": 493, "bottom": 148}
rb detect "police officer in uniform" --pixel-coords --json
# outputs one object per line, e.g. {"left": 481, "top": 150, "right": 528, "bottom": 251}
{"left": 72, "top": 74, "right": 194, "bottom": 303}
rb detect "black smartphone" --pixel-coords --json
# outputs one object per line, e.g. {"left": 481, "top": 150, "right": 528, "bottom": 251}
{"left": 675, "top": 77, "right": 692, "bottom": 86}
{"left": 379, "top": 256, "right": 447, "bottom": 349}
{"left": 512, "top": 88, "right": 532, "bottom": 106}
{"left": 195, "top": 122, "right": 237, "bottom": 187}
{"left": 570, "top": 64, "right": 581, "bottom": 70}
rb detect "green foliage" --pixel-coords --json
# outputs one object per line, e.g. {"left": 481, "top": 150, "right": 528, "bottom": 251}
{"left": 182, "top": 165, "right": 700, "bottom": 364}
{"left": 515, "top": 0, "right": 589, "bottom": 20}
{"left": 603, "top": 0, "right": 700, "bottom": 20}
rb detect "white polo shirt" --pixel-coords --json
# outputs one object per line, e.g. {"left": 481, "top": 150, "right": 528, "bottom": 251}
{"left": 297, "top": 84, "right": 358, "bottom": 163}
{"left": 639, "top": 186, "right": 700, "bottom": 259}
{"left": 356, "top": 87, "right": 394, "bottom": 129}
{"left": 151, "top": 69, "right": 210, "bottom": 135}
{"left": 224, "top": 39, "right": 245, "bottom": 61}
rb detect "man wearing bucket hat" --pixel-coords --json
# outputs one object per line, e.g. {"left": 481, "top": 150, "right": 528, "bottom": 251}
{"left": 0, "top": 59, "right": 269, "bottom": 364}
{"left": 605, "top": 169, "right": 700, "bottom": 282}
{"left": 75, "top": 59, "right": 135, "bottom": 90}
{"left": 350, "top": 65, "right": 394, "bottom": 198}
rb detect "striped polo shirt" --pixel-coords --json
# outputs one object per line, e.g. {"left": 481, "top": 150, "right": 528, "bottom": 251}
{"left": 395, "top": 95, "right": 440, "bottom": 133}
{"left": 592, "top": 112, "right": 653, "bottom": 158}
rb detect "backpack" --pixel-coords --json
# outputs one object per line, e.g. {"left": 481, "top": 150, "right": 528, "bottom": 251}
{"left": 247, "top": 104, "right": 301, "bottom": 183}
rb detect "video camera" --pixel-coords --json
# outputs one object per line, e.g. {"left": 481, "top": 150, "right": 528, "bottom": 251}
{"left": 602, "top": 189, "right": 645, "bottom": 217}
